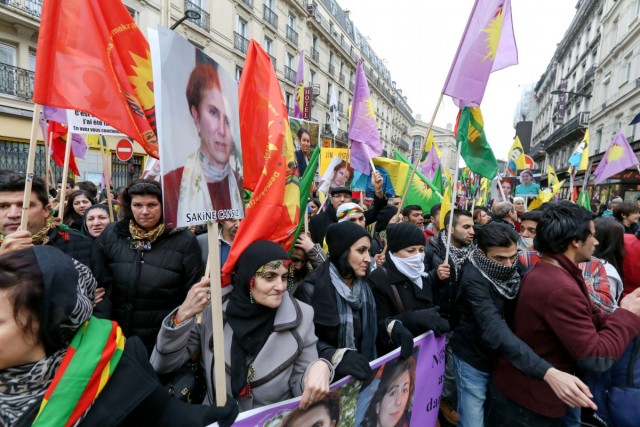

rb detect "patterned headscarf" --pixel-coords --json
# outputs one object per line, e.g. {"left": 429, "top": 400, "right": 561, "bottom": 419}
{"left": 336, "top": 202, "right": 364, "bottom": 223}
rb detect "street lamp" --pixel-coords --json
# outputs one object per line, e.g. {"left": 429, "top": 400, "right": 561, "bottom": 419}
{"left": 170, "top": 10, "right": 201, "bottom": 30}
{"left": 550, "top": 90, "right": 592, "bottom": 99}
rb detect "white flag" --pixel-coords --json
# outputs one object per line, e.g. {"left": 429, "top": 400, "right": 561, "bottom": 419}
{"left": 329, "top": 85, "right": 339, "bottom": 135}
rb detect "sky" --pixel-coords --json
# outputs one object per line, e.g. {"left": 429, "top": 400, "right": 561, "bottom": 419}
{"left": 338, "top": 0, "right": 578, "bottom": 161}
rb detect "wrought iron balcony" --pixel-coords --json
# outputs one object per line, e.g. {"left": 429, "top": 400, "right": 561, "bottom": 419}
{"left": 284, "top": 66, "right": 296, "bottom": 83}
{"left": 234, "top": 32, "right": 249, "bottom": 53}
{"left": 0, "top": 62, "right": 34, "bottom": 101}
{"left": 0, "top": 0, "right": 42, "bottom": 19}
{"left": 310, "top": 47, "right": 319, "bottom": 62}
{"left": 328, "top": 64, "right": 335, "bottom": 76}
{"left": 339, "top": 73, "right": 345, "bottom": 84}
{"left": 263, "top": 5, "right": 278, "bottom": 28}
{"left": 286, "top": 25, "right": 298, "bottom": 45}
{"left": 185, "top": 0, "right": 210, "bottom": 31}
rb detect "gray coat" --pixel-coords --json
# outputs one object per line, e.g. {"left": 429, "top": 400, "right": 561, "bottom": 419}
{"left": 150, "top": 293, "right": 320, "bottom": 412}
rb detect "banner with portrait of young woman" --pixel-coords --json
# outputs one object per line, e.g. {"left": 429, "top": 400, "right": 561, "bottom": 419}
{"left": 210, "top": 332, "right": 445, "bottom": 427}
{"left": 149, "top": 27, "right": 244, "bottom": 228}
{"left": 318, "top": 148, "right": 352, "bottom": 196}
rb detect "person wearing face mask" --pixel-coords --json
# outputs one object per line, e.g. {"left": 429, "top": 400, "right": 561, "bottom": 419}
{"left": 368, "top": 223, "right": 449, "bottom": 359}
{"left": 517, "top": 210, "right": 542, "bottom": 250}
{"left": 452, "top": 222, "right": 592, "bottom": 427}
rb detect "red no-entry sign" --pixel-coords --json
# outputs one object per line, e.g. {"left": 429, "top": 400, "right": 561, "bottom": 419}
{"left": 116, "top": 139, "right": 134, "bottom": 162}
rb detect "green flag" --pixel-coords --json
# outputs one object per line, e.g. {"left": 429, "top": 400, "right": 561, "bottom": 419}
{"left": 394, "top": 149, "right": 441, "bottom": 212}
{"left": 577, "top": 190, "right": 592, "bottom": 211}
{"left": 290, "top": 146, "right": 320, "bottom": 251}
{"left": 457, "top": 107, "right": 498, "bottom": 179}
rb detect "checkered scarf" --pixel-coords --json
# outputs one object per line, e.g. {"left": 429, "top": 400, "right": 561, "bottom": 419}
{"left": 438, "top": 230, "right": 473, "bottom": 274}
{"left": 470, "top": 248, "right": 521, "bottom": 300}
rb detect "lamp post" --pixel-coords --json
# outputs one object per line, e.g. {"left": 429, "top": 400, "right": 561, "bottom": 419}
{"left": 170, "top": 10, "right": 201, "bottom": 30}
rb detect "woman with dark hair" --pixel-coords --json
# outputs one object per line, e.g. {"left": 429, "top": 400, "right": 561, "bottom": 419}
{"left": 282, "top": 390, "right": 341, "bottom": 427}
{"left": 362, "top": 357, "right": 416, "bottom": 427}
{"left": 593, "top": 217, "right": 625, "bottom": 303}
{"left": 63, "top": 190, "right": 96, "bottom": 230}
{"left": 295, "top": 128, "right": 312, "bottom": 177}
{"left": 0, "top": 246, "right": 237, "bottom": 427}
{"left": 151, "top": 240, "right": 332, "bottom": 412}
{"left": 81, "top": 204, "right": 111, "bottom": 239}
{"left": 92, "top": 179, "right": 203, "bottom": 354}
{"left": 296, "top": 221, "right": 377, "bottom": 381}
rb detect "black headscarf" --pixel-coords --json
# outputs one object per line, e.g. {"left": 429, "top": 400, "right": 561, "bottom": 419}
{"left": 226, "top": 240, "right": 290, "bottom": 398}
{"left": 81, "top": 204, "right": 111, "bottom": 239}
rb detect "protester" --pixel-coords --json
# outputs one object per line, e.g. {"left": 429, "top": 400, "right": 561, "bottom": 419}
{"left": 196, "top": 218, "right": 239, "bottom": 267}
{"left": 402, "top": 205, "right": 424, "bottom": 229}
{"left": 601, "top": 196, "right": 623, "bottom": 218}
{"left": 451, "top": 222, "right": 591, "bottom": 426}
{"left": 50, "top": 177, "right": 75, "bottom": 214}
{"left": 75, "top": 180, "right": 98, "bottom": 201}
{"left": 92, "top": 179, "right": 203, "bottom": 354}
{"left": 513, "top": 197, "right": 525, "bottom": 215}
{"left": 0, "top": 172, "right": 93, "bottom": 267}
{"left": 613, "top": 201, "right": 640, "bottom": 234}
{"left": 424, "top": 203, "right": 442, "bottom": 243}
{"left": 307, "top": 197, "right": 321, "bottom": 217}
{"left": 0, "top": 246, "right": 238, "bottom": 427}
{"left": 81, "top": 204, "right": 111, "bottom": 239}
{"left": 62, "top": 189, "right": 96, "bottom": 231}
{"left": 593, "top": 217, "right": 625, "bottom": 303}
{"left": 151, "top": 240, "right": 332, "bottom": 412}
{"left": 623, "top": 229, "right": 640, "bottom": 296}
{"left": 296, "top": 222, "right": 377, "bottom": 381}
{"left": 370, "top": 205, "right": 399, "bottom": 264}
{"left": 368, "top": 223, "right": 449, "bottom": 358}
{"left": 518, "top": 210, "right": 542, "bottom": 250}
{"left": 289, "top": 246, "right": 313, "bottom": 295}
{"left": 295, "top": 128, "right": 312, "bottom": 177}
{"left": 473, "top": 208, "right": 491, "bottom": 225}
{"left": 361, "top": 357, "right": 416, "bottom": 427}
{"left": 490, "top": 201, "right": 517, "bottom": 227}
{"left": 488, "top": 201, "right": 640, "bottom": 426}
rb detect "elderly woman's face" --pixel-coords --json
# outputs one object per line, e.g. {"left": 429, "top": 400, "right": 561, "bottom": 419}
{"left": 514, "top": 200, "right": 525, "bottom": 213}
{"left": 0, "top": 290, "right": 45, "bottom": 370}
{"left": 86, "top": 209, "right": 111, "bottom": 238}
{"left": 252, "top": 262, "right": 289, "bottom": 308}
{"left": 191, "top": 86, "right": 234, "bottom": 168}
{"left": 376, "top": 369, "right": 411, "bottom": 427}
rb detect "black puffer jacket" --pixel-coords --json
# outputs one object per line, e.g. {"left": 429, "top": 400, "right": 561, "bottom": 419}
{"left": 92, "top": 221, "right": 203, "bottom": 353}
{"left": 424, "top": 231, "right": 459, "bottom": 318}
{"left": 48, "top": 228, "right": 94, "bottom": 270}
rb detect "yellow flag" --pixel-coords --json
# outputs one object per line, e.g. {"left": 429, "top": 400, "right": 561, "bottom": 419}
{"left": 424, "top": 131, "right": 442, "bottom": 158}
{"left": 440, "top": 186, "right": 452, "bottom": 230}
{"left": 507, "top": 136, "right": 526, "bottom": 173}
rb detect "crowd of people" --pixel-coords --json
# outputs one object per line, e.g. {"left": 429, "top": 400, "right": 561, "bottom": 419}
{"left": 1, "top": 168, "right": 640, "bottom": 427}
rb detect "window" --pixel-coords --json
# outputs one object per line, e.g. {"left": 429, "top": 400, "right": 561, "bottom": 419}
{"left": 329, "top": 51, "right": 334, "bottom": 66}
{"left": 28, "top": 50, "right": 36, "bottom": 71}
{"left": 310, "top": 70, "right": 316, "bottom": 84}
{"left": 0, "top": 43, "right": 16, "bottom": 65}
{"left": 235, "top": 66, "right": 243, "bottom": 82}
{"left": 312, "top": 35, "right": 318, "bottom": 50}
{"left": 288, "top": 13, "right": 295, "bottom": 28}
{"left": 286, "top": 53, "right": 294, "bottom": 68}
{"left": 625, "top": 61, "right": 632, "bottom": 83}
{"left": 285, "top": 92, "right": 292, "bottom": 110}
{"left": 264, "top": 0, "right": 273, "bottom": 9}
{"left": 263, "top": 37, "right": 273, "bottom": 55}
{"left": 327, "top": 82, "right": 332, "bottom": 99}
{"left": 609, "top": 21, "right": 618, "bottom": 51}
{"left": 237, "top": 17, "right": 247, "bottom": 37}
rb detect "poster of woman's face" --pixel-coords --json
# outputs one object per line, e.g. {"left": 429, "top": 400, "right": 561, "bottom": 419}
{"left": 290, "top": 118, "right": 320, "bottom": 153}
{"left": 319, "top": 155, "right": 353, "bottom": 195}
{"left": 149, "top": 27, "right": 244, "bottom": 228}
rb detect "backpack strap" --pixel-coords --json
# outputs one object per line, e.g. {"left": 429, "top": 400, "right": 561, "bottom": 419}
{"left": 380, "top": 266, "right": 405, "bottom": 313}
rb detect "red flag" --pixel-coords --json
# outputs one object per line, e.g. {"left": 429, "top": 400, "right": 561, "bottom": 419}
{"left": 33, "top": 0, "right": 158, "bottom": 158}
{"left": 221, "top": 40, "right": 300, "bottom": 285}
{"left": 48, "top": 121, "right": 80, "bottom": 176}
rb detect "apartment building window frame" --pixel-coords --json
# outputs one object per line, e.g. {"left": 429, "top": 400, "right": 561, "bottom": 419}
{"left": 235, "top": 17, "right": 249, "bottom": 54}
{"left": 28, "top": 50, "right": 36, "bottom": 72}
{"left": 0, "top": 43, "right": 16, "bottom": 66}
{"left": 286, "top": 13, "right": 298, "bottom": 44}
{"left": 235, "top": 66, "right": 243, "bottom": 82}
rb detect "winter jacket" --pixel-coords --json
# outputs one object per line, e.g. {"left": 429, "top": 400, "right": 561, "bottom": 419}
{"left": 47, "top": 228, "right": 94, "bottom": 270}
{"left": 92, "top": 221, "right": 203, "bottom": 353}
{"left": 623, "top": 233, "right": 640, "bottom": 296}
{"left": 450, "top": 261, "right": 551, "bottom": 377}
{"left": 424, "top": 232, "right": 464, "bottom": 318}
{"left": 151, "top": 293, "right": 322, "bottom": 412}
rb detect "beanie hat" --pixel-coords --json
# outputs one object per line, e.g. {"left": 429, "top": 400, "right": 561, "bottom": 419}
{"left": 326, "top": 221, "right": 371, "bottom": 261}
{"left": 375, "top": 205, "right": 398, "bottom": 232}
{"left": 330, "top": 186, "right": 352, "bottom": 197}
{"left": 336, "top": 202, "right": 364, "bottom": 222}
{"left": 386, "top": 223, "right": 426, "bottom": 253}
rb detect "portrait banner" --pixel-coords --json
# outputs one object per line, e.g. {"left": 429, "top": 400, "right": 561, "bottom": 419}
{"left": 149, "top": 27, "right": 244, "bottom": 228}
{"left": 210, "top": 332, "right": 445, "bottom": 427}
{"left": 318, "top": 148, "right": 351, "bottom": 195}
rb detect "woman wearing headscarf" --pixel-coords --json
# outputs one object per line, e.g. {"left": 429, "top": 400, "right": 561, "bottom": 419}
{"left": 81, "top": 204, "right": 112, "bottom": 239}
{"left": 0, "top": 246, "right": 237, "bottom": 427}
{"left": 296, "top": 221, "right": 377, "bottom": 381}
{"left": 151, "top": 240, "right": 332, "bottom": 412}
{"left": 368, "top": 223, "right": 450, "bottom": 358}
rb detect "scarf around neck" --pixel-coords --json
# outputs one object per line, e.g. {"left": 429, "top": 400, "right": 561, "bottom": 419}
{"left": 129, "top": 220, "right": 165, "bottom": 246}
{"left": 0, "top": 213, "right": 69, "bottom": 247}
{"left": 389, "top": 252, "right": 428, "bottom": 289}
{"left": 470, "top": 248, "right": 521, "bottom": 299}
{"left": 439, "top": 230, "right": 473, "bottom": 274}
{"left": 328, "top": 263, "right": 377, "bottom": 361}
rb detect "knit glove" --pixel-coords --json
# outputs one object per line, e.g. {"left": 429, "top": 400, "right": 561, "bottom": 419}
{"left": 335, "top": 350, "right": 373, "bottom": 381}
{"left": 388, "top": 320, "right": 414, "bottom": 360}
{"left": 208, "top": 396, "right": 239, "bottom": 427}
{"left": 398, "top": 307, "right": 450, "bottom": 336}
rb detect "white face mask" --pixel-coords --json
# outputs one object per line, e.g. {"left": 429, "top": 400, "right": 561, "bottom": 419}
{"left": 390, "top": 252, "right": 426, "bottom": 288}
{"left": 520, "top": 237, "right": 534, "bottom": 249}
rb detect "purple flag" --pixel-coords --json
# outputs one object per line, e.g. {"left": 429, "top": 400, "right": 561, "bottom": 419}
{"left": 293, "top": 50, "right": 304, "bottom": 119}
{"left": 443, "top": 0, "right": 518, "bottom": 107}
{"left": 42, "top": 105, "right": 68, "bottom": 124}
{"left": 42, "top": 106, "right": 88, "bottom": 159}
{"left": 421, "top": 146, "right": 441, "bottom": 180}
{"left": 349, "top": 60, "right": 382, "bottom": 174}
{"left": 593, "top": 129, "right": 639, "bottom": 184}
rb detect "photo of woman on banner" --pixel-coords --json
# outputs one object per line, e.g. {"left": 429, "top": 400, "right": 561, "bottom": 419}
{"left": 319, "top": 157, "right": 353, "bottom": 195}
{"left": 515, "top": 170, "right": 540, "bottom": 197}
{"left": 281, "top": 390, "right": 342, "bottom": 427}
{"left": 160, "top": 46, "right": 244, "bottom": 227}
{"left": 290, "top": 118, "right": 320, "bottom": 177}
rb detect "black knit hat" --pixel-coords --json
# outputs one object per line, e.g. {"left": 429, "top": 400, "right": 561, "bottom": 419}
{"left": 375, "top": 205, "right": 398, "bottom": 233}
{"left": 326, "top": 221, "right": 370, "bottom": 261}
{"left": 386, "top": 223, "right": 426, "bottom": 253}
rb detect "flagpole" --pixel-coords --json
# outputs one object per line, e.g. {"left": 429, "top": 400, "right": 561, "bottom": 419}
{"left": 45, "top": 129, "right": 53, "bottom": 198}
{"left": 568, "top": 168, "right": 575, "bottom": 203}
{"left": 207, "top": 222, "right": 227, "bottom": 407}
{"left": 582, "top": 161, "right": 593, "bottom": 193}
{"left": 20, "top": 103, "right": 43, "bottom": 230}
{"left": 444, "top": 143, "right": 461, "bottom": 266}
{"left": 57, "top": 129, "right": 73, "bottom": 222}
{"left": 497, "top": 173, "right": 507, "bottom": 201}
{"left": 398, "top": 93, "right": 444, "bottom": 211}
{"left": 99, "top": 135, "right": 115, "bottom": 222}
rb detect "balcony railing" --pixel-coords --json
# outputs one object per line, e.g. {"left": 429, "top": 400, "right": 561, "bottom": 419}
{"left": 239, "top": 0, "right": 253, "bottom": 8}
{"left": 0, "top": 0, "right": 42, "bottom": 19}
{"left": 185, "top": 0, "right": 210, "bottom": 31}
{"left": 269, "top": 55, "right": 277, "bottom": 70}
{"left": 286, "top": 25, "right": 298, "bottom": 45}
{"left": 284, "top": 66, "right": 296, "bottom": 83}
{"left": 0, "top": 63, "right": 34, "bottom": 101}
{"left": 263, "top": 5, "right": 278, "bottom": 28}
{"left": 328, "top": 64, "right": 335, "bottom": 76}
{"left": 339, "top": 73, "right": 345, "bottom": 84}
{"left": 311, "top": 47, "right": 319, "bottom": 62}
{"left": 349, "top": 81, "right": 354, "bottom": 91}
{"left": 234, "top": 32, "right": 249, "bottom": 53}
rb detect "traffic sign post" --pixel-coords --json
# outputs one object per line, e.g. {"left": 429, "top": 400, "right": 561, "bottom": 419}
{"left": 116, "top": 139, "right": 134, "bottom": 162}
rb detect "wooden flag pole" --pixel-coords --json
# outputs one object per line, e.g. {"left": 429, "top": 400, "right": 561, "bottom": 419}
{"left": 207, "top": 222, "right": 227, "bottom": 406}
{"left": 497, "top": 173, "right": 507, "bottom": 201}
{"left": 57, "top": 129, "right": 73, "bottom": 222}
{"left": 45, "top": 130, "right": 53, "bottom": 198}
{"left": 20, "top": 104, "right": 43, "bottom": 230}
{"left": 582, "top": 161, "right": 594, "bottom": 193}
{"left": 444, "top": 143, "right": 461, "bottom": 266}
{"left": 304, "top": 206, "right": 309, "bottom": 233}
{"left": 568, "top": 168, "right": 575, "bottom": 203}
{"left": 99, "top": 136, "right": 115, "bottom": 222}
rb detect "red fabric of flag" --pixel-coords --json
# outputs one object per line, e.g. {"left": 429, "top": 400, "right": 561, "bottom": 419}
{"left": 48, "top": 121, "right": 80, "bottom": 176}
{"left": 221, "top": 40, "right": 300, "bottom": 285}
{"left": 33, "top": 0, "right": 158, "bottom": 158}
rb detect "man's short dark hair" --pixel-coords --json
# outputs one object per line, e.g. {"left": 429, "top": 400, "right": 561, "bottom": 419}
{"left": 0, "top": 171, "right": 48, "bottom": 207}
{"left": 443, "top": 209, "right": 473, "bottom": 230}
{"left": 75, "top": 181, "right": 98, "bottom": 200}
{"left": 56, "top": 177, "right": 75, "bottom": 188}
{"left": 535, "top": 201, "right": 595, "bottom": 255}
{"left": 430, "top": 203, "right": 442, "bottom": 218}
{"left": 477, "top": 222, "right": 519, "bottom": 252}
{"left": 613, "top": 201, "right": 640, "bottom": 221}
{"left": 521, "top": 210, "right": 543, "bottom": 223}
{"left": 402, "top": 205, "right": 422, "bottom": 217}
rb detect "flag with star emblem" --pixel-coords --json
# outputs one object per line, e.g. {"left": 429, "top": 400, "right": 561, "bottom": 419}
{"left": 456, "top": 107, "right": 498, "bottom": 179}
{"left": 593, "top": 129, "right": 638, "bottom": 184}
{"left": 349, "top": 60, "right": 382, "bottom": 174}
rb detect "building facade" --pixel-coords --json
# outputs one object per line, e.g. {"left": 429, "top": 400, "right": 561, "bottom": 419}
{"left": 409, "top": 114, "right": 456, "bottom": 175}
{"left": 0, "top": 0, "right": 418, "bottom": 187}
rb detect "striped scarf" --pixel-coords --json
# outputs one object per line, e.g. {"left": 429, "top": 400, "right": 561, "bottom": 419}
{"left": 0, "top": 214, "right": 69, "bottom": 246}
{"left": 128, "top": 220, "right": 165, "bottom": 248}
{"left": 33, "top": 318, "right": 125, "bottom": 427}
